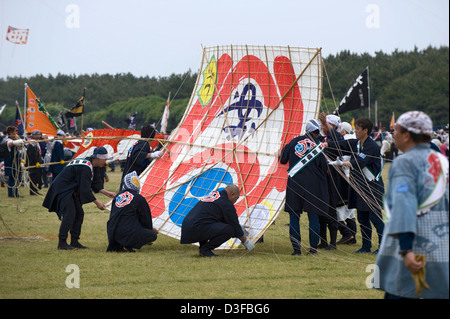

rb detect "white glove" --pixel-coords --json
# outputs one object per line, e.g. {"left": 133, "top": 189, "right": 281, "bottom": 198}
{"left": 328, "top": 158, "right": 342, "bottom": 166}
{"left": 12, "top": 139, "right": 25, "bottom": 146}
{"left": 240, "top": 224, "right": 249, "bottom": 237}
{"left": 242, "top": 239, "right": 255, "bottom": 251}
{"left": 150, "top": 150, "right": 163, "bottom": 158}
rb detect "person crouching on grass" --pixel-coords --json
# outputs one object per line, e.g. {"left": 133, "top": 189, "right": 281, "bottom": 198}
{"left": 180, "top": 184, "right": 255, "bottom": 257}
{"left": 106, "top": 171, "right": 158, "bottom": 253}
{"left": 43, "top": 147, "right": 110, "bottom": 250}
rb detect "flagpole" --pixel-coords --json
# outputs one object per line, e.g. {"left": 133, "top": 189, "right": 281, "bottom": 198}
{"left": 81, "top": 87, "right": 86, "bottom": 132}
{"left": 374, "top": 100, "right": 378, "bottom": 127}
{"left": 62, "top": 112, "right": 69, "bottom": 131}
{"left": 24, "top": 83, "right": 28, "bottom": 132}
{"left": 366, "top": 66, "right": 370, "bottom": 120}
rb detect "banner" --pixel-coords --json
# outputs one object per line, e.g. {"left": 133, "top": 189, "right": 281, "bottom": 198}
{"left": 73, "top": 129, "right": 165, "bottom": 162}
{"left": 333, "top": 68, "right": 369, "bottom": 115}
{"left": 25, "top": 86, "right": 59, "bottom": 136}
{"left": 6, "top": 26, "right": 29, "bottom": 44}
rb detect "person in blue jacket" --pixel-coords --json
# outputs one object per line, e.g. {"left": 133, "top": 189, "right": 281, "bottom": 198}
{"left": 3, "top": 126, "right": 25, "bottom": 197}
{"left": 49, "top": 130, "right": 66, "bottom": 183}
{"left": 375, "top": 111, "right": 448, "bottom": 299}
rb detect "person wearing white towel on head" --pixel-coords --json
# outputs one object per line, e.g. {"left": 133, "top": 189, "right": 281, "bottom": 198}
{"left": 375, "top": 111, "right": 449, "bottom": 299}
{"left": 278, "top": 119, "right": 329, "bottom": 255}
{"left": 107, "top": 171, "right": 158, "bottom": 253}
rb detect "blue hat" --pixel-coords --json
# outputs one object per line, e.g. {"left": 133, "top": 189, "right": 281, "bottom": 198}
{"left": 91, "top": 146, "right": 111, "bottom": 160}
{"left": 31, "top": 130, "right": 41, "bottom": 135}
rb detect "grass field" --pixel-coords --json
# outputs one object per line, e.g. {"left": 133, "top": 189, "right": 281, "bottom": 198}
{"left": 0, "top": 165, "right": 389, "bottom": 299}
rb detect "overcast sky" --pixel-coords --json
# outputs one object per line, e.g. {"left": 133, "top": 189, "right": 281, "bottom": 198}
{"left": 0, "top": 0, "right": 448, "bottom": 79}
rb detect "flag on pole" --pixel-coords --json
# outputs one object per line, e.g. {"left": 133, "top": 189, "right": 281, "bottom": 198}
{"left": 389, "top": 112, "right": 395, "bottom": 131}
{"left": 25, "top": 86, "right": 59, "bottom": 136}
{"left": 333, "top": 68, "right": 369, "bottom": 115}
{"left": 126, "top": 112, "right": 137, "bottom": 130}
{"left": 68, "top": 117, "right": 77, "bottom": 131}
{"left": 65, "top": 89, "right": 85, "bottom": 118}
{"left": 160, "top": 92, "right": 171, "bottom": 134}
{"left": 57, "top": 111, "right": 66, "bottom": 129}
{"left": 6, "top": 26, "right": 29, "bottom": 44}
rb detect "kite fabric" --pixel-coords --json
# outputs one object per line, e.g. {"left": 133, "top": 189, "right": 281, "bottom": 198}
{"left": 138, "top": 45, "right": 323, "bottom": 249}
{"left": 73, "top": 128, "right": 164, "bottom": 164}
{"left": 6, "top": 26, "right": 29, "bottom": 44}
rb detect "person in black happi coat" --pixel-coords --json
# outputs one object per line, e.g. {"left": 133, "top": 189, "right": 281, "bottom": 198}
{"left": 106, "top": 171, "right": 158, "bottom": 252}
{"left": 278, "top": 119, "right": 329, "bottom": 255}
{"left": 325, "top": 118, "right": 385, "bottom": 254}
{"left": 120, "top": 125, "right": 163, "bottom": 185}
{"left": 26, "top": 130, "right": 43, "bottom": 196}
{"left": 317, "top": 114, "right": 345, "bottom": 250}
{"left": 180, "top": 184, "right": 255, "bottom": 257}
{"left": 43, "top": 147, "right": 110, "bottom": 250}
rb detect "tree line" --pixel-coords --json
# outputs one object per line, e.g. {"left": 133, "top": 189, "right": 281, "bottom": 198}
{"left": 0, "top": 46, "right": 448, "bottom": 133}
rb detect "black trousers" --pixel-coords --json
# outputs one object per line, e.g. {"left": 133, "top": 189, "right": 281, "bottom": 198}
{"left": 58, "top": 194, "right": 84, "bottom": 241}
{"left": 199, "top": 224, "right": 234, "bottom": 251}
{"left": 338, "top": 218, "right": 357, "bottom": 238}
{"left": 29, "top": 170, "right": 42, "bottom": 195}
{"left": 107, "top": 228, "right": 157, "bottom": 252}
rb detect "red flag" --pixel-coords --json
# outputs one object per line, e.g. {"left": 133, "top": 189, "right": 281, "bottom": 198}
{"left": 73, "top": 129, "right": 165, "bottom": 161}
{"left": 6, "top": 26, "right": 29, "bottom": 44}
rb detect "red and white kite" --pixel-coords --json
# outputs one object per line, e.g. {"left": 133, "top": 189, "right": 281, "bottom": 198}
{"left": 6, "top": 26, "right": 29, "bottom": 44}
{"left": 139, "top": 45, "right": 323, "bottom": 249}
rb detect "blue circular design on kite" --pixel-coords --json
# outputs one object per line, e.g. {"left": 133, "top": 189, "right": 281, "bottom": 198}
{"left": 168, "top": 168, "right": 233, "bottom": 227}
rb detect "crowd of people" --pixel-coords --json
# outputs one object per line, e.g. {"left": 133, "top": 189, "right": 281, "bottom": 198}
{"left": 1, "top": 111, "right": 448, "bottom": 299}
{"left": 1, "top": 128, "right": 82, "bottom": 196}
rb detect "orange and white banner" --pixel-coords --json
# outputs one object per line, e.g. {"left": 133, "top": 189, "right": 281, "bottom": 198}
{"left": 25, "top": 86, "right": 59, "bottom": 136}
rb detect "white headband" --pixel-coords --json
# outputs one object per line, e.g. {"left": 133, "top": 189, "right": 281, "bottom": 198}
{"left": 94, "top": 153, "right": 110, "bottom": 160}
{"left": 396, "top": 111, "right": 433, "bottom": 136}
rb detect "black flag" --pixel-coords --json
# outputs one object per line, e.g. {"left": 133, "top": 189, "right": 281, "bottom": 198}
{"left": 333, "top": 68, "right": 369, "bottom": 115}
{"left": 65, "top": 88, "right": 85, "bottom": 118}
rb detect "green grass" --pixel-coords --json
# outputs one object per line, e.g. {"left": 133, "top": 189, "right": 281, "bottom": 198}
{"left": 0, "top": 166, "right": 389, "bottom": 299}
